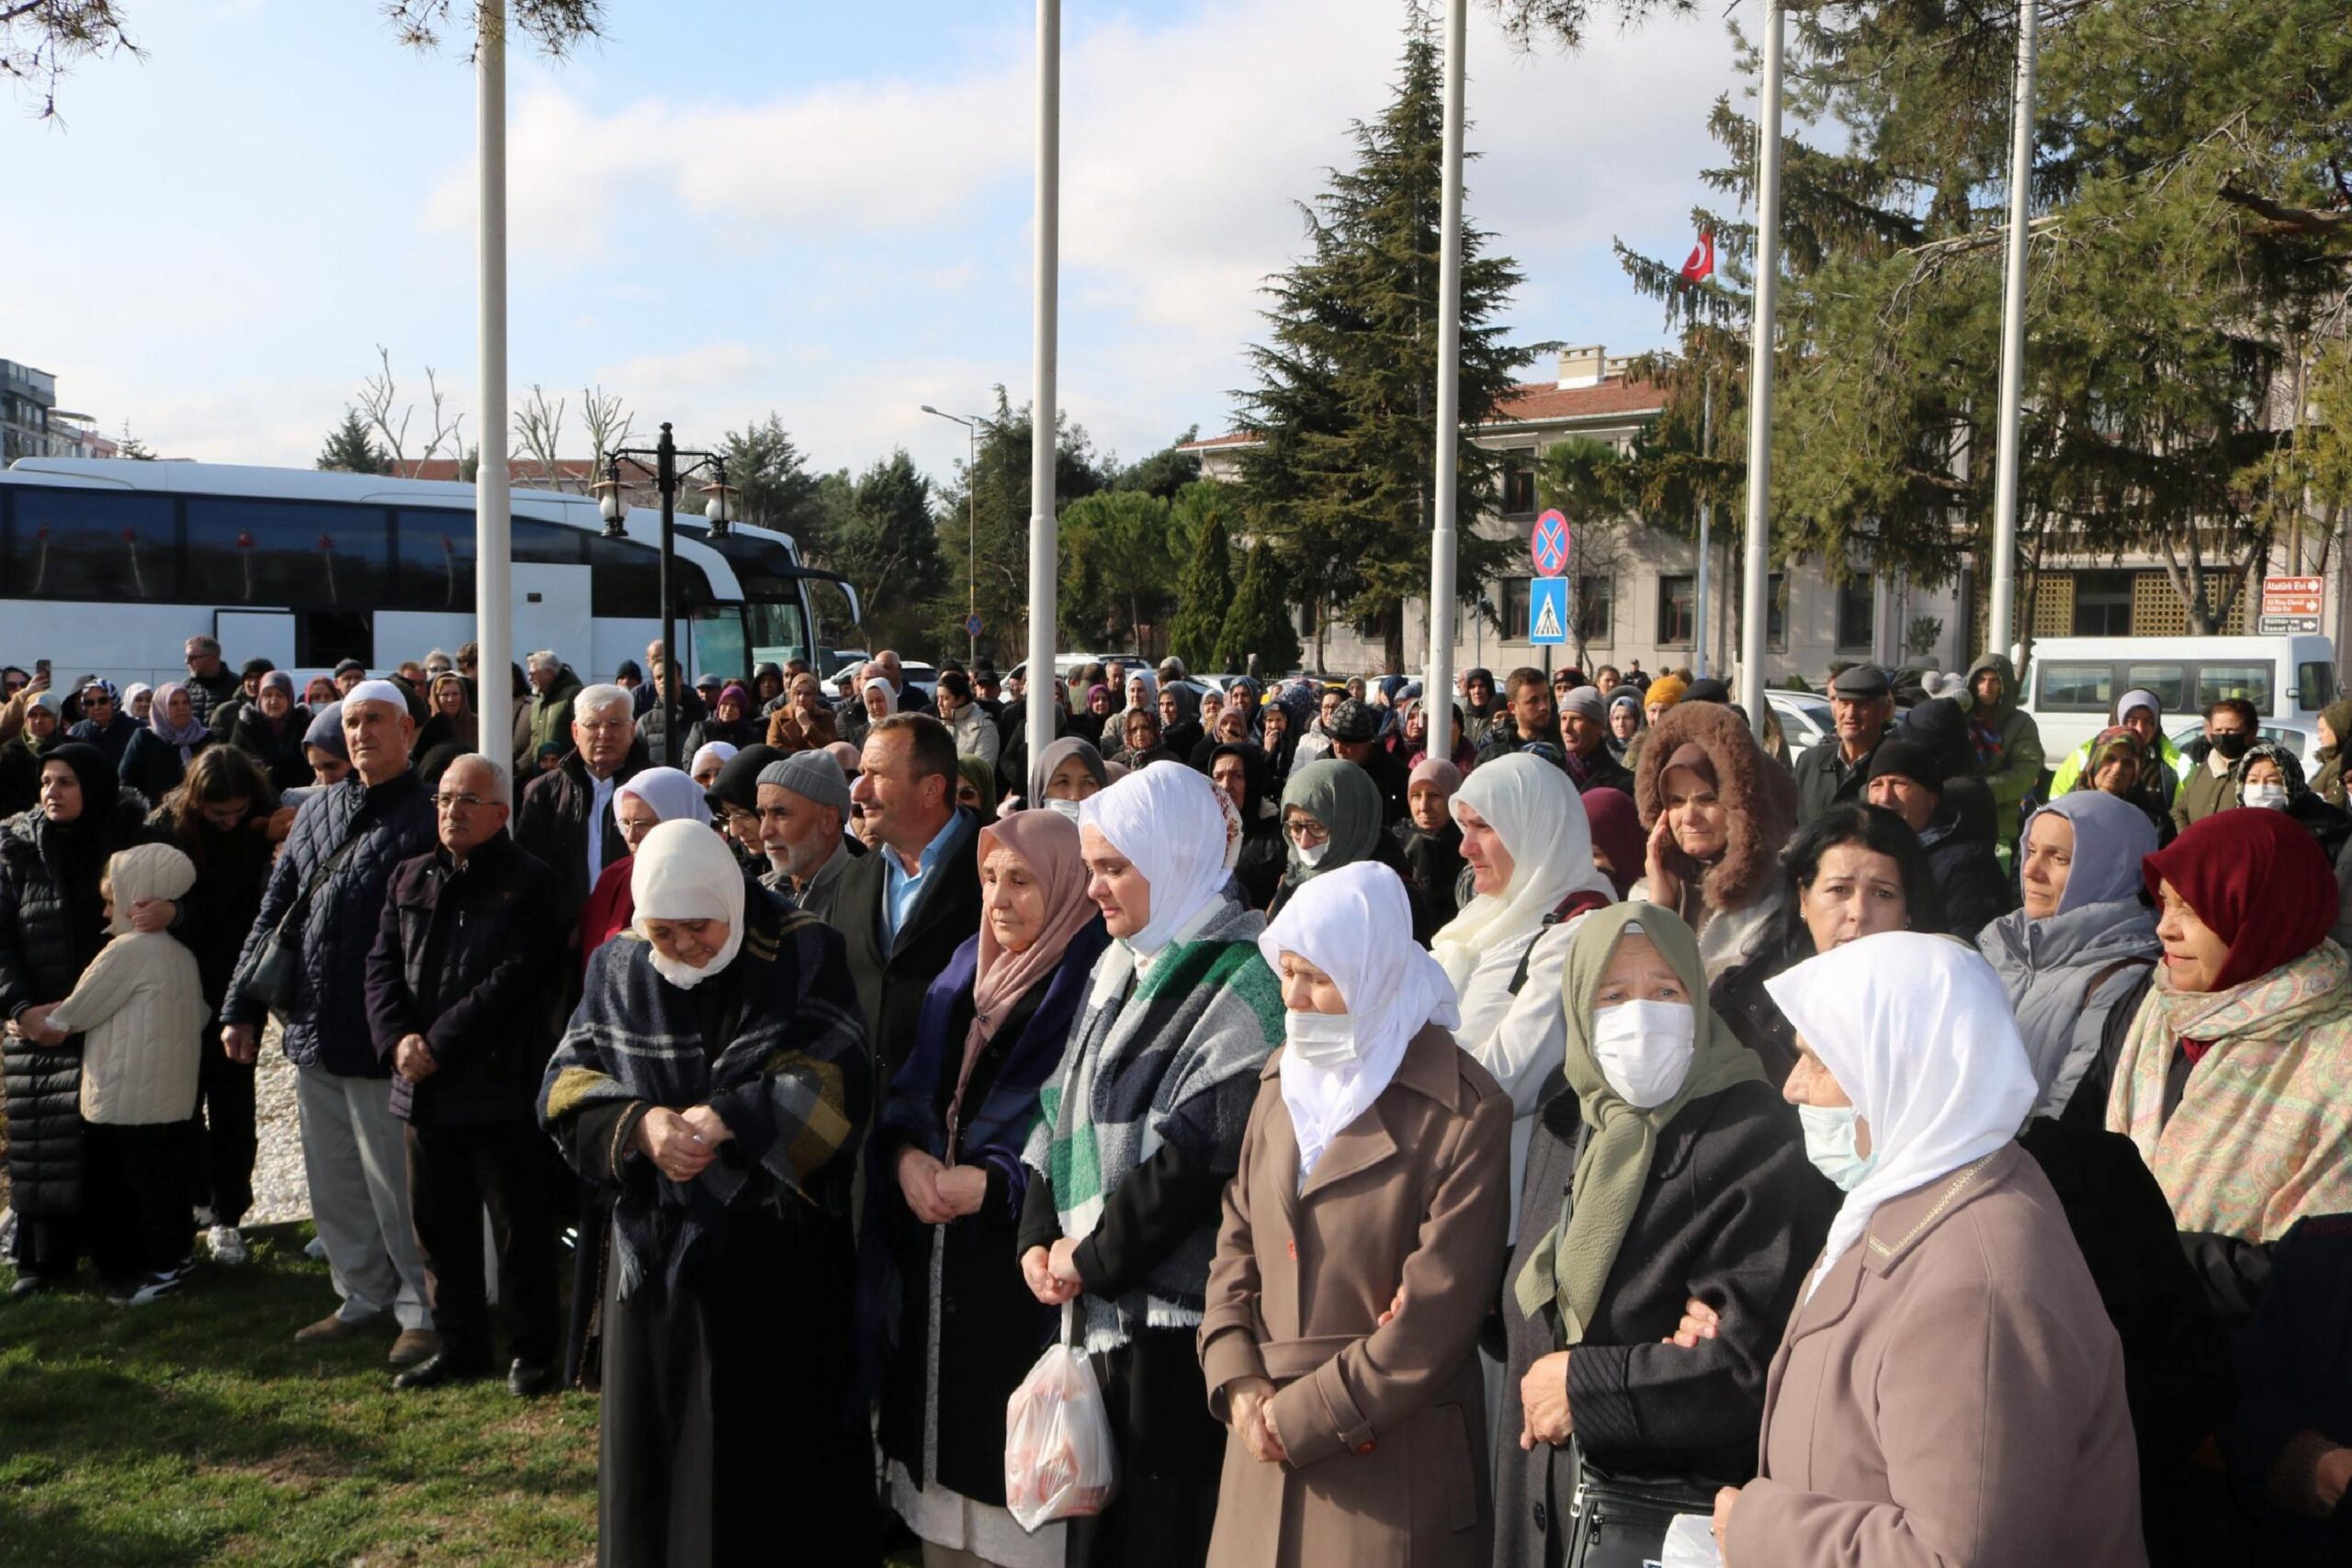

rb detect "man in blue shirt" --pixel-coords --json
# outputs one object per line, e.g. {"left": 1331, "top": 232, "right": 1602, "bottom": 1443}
{"left": 835, "top": 713, "right": 982, "bottom": 1079}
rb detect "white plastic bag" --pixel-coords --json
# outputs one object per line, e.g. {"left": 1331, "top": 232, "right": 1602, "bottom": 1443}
{"left": 1004, "top": 1304, "right": 1118, "bottom": 1531}
{"left": 1662, "top": 1511, "right": 1725, "bottom": 1568}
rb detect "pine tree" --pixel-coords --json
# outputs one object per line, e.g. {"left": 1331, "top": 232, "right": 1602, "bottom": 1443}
{"left": 1231, "top": 9, "right": 1536, "bottom": 671}
{"left": 317, "top": 411, "right": 390, "bottom": 475}
{"left": 1167, "top": 500, "right": 1235, "bottom": 670}
{"left": 1216, "top": 540, "right": 1303, "bottom": 676}
{"left": 1589, "top": 0, "right": 2352, "bottom": 631}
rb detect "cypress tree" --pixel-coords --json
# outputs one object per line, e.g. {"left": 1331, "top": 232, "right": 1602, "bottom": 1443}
{"left": 1168, "top": 508, "right": 1235, "bottom": 670}
{"left": 1216, "top": 540, "right": 1303, "bottom": 676}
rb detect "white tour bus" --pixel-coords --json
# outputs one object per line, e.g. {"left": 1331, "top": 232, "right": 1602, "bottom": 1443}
{"left": 2020, "top": 633, "right": 2341, "bottom": 761}
{"left": 0, "top": 457, "right": 856, "bottom": 694}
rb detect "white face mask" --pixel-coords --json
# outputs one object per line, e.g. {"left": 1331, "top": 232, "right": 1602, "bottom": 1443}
{"left": 1295, "top": 840, "right": 1330, "bottom": 868}
{"left": 1283, "top": 1009, "right": 1359, "bottom": 1066}
{"left": 2245, "top": 783, "right": 2289, "bottom": 811}
{"left": 1590, "top": 998, "right": 1697, "bottom": 1109}
{"left": 1044, "top": 798, "right": 1083, "bottom": 823}
{"left": 1799, "top": 1103, "right": 1880, "bottom": 1191}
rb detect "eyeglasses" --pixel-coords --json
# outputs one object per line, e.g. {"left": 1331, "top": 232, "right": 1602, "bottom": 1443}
{"left": 1283, "top": 818, "right": 1329, "bottom": 847}
{"left": 430, "top": 793, "right": 494, "bottom": 812}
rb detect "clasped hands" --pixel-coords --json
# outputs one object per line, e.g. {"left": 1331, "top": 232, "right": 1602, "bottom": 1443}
{"left": 634, "top": 1104, "right": 735, "bottom": 1184}
{"left": 1519, "top": 1294, "right": 1724, "bottom": 1453}
{"left": 6, "top": 1003, "right": 66, "bottom": 1046}
{"left": 897, "top": 1147, "right": 989, "bottom": 1225}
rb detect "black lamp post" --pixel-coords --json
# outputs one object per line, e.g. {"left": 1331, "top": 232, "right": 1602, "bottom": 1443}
{"left": 594, "top": 423, "right": 738, "bottom": 766}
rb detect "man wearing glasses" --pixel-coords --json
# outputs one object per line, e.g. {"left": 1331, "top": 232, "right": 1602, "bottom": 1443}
{"left": 364, "top": 753, "right": 565, "bottom": 1395}
{"left": 514, "top": 684, "right": 647, "bottom": 928}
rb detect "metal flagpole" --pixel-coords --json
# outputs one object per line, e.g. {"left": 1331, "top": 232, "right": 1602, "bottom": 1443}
{"left": 1694, "top": 374, "right": 1713, "bottom": 679}
{"left": 1987, "top": 0, "right": 2039, "bottom": 664}
{"left": 1425, "top": 0, "right": 1466, "bottom": 761}
{"left": 1736, "top": 0, "right": 1787, "bottom": 735}
{"left": 1025, "top": 0, "right": 1060, "bottom": 757}
{"left": 474, "top": 0, "right": 513, "bottom": 769}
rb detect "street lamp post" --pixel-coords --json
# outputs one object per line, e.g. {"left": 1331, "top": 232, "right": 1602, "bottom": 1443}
{"left": 594, "top": 422, "right": 736, "bottom": 767}
{"left": 921, "top": 404, "right": 991, "bottom": 666}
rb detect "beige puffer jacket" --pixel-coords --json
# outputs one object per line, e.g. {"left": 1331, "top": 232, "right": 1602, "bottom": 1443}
{"left": 45, "top": 842, "right": 209, "bottom": 1125}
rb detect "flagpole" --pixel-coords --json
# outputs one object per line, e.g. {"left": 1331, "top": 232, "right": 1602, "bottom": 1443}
{"left": 1025, "top": 0, "right": 1060, "bottom": 760}
{"left": 1425, "top": 0, "right": 1466, "bottom": 761}
{"left": 475, "top": 0, "right": 512, "bottom": 767}
{"left": 1694, "top": 372, "right": 1713, "bottom": 679}
{"left": 1987, "top": 0, "right": 2038, "bottom": 665}
{"left": 1736, "top": 0, "right": 1786, "bottom": 736}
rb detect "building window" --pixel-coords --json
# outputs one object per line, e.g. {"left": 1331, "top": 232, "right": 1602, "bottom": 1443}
{"left": 1500, "top": 448, "right": 1537, "bottom": 518}
{"left": 1657, "top": 575, "right": 1695, "bottom": 647}
{"left": 1502, "top": 577, "right": 1533, "bottom": 639}
{"left": 1836, "top": 578, "right": 1875, "bottom": 652}
{"left": 1767, "top": 572, "right": 1789, "bottom": 651}
{"left": 1576, "top": 573, "right": 1612, "bottom": 646}
{"left": 2073, "top": 570, "right": 2133, "bottom": 637}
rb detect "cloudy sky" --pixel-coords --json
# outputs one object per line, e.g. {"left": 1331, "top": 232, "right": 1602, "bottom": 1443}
{"left": 8, "top": 0, "right": 1743, "bottom": 486}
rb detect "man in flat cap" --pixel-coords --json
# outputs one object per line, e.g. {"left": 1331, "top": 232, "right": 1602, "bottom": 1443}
{"left": 1326, "top": 697, "right": 1412, "bottom": 827}
{"left": 1794, "top": 663, "right": 1897, "bottom": 825}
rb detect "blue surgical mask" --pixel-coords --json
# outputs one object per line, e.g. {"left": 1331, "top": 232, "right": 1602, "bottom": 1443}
{"left": 1799, "top": 1104, "right": 1879, "bottom": 1191}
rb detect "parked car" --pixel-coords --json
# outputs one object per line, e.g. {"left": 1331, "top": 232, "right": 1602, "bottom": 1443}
{"left": 2168, "top": 717, "right": 2323, "bottom": 773}
{"left": 1767, "top": 688, "right": 1836, "bottom": 752}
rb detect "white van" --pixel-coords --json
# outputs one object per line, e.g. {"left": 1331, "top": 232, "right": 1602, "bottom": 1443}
{"left": 2019, "top": 634, "right": 2340, "bottom": 762}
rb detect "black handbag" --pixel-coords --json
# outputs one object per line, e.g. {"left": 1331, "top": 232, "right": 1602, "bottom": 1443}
{"left": 1561, "top": 1440, "right": 1724, "bottom": 1568}
{"left": 240, "top": 831, "right": 363, "bottom": 1015}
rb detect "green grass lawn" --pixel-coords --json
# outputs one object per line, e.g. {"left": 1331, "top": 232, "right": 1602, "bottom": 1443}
{"left": 0, "top": 1224, "right": 599, "bottom": 1567}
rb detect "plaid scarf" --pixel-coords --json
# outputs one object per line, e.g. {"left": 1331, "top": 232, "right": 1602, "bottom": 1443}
{"left": 540, "top": 900, "right": 866, "bottom": 1298}
{"left": 1023, "top": 892, "right": 1283, "bottom": 1352}
{"left": 2109, "top": 940, "right": 2352, "bottom": 1241}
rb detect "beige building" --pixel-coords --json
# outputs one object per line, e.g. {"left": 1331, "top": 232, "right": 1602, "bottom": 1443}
{"left": 1179, "top": 344, "right": 1968, "bottom": 686}
{"left": 1180, "top": 343, "right": 2343, "bottom": 684}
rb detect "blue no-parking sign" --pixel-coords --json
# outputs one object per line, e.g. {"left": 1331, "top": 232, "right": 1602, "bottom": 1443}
{"left": 1529, "top": 577, "right": 1569, "bottom": 645}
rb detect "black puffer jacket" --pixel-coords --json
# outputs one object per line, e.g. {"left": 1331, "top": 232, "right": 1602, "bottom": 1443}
{"left": 0, "top": 785, "right": 152, "bottom": 1221}
{"left": 149, "top": 803, "right": 277, "bottom": 1014}
{"left": 221, "top": 767, "right": 435, "bottom": 1077}
{"left": 363, "top": 832, "right": 566, "bottom": 1126}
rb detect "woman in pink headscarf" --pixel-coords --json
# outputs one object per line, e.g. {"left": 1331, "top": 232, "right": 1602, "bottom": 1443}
{"left": 867, "top": 810, "right": 1112, "bottom": 1568}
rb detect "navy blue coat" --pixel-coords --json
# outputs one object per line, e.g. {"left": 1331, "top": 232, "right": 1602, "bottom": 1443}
{"left": 222, "top": 767, "right": 436, "bottom": 1076}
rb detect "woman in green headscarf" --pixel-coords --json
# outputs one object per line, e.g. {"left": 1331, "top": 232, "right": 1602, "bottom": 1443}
{"left": 1491, "top": 902, "right": 1836, "bottom": 1568}
{"left": 1266, "top": 759, "right": 1434, "bottom": 941}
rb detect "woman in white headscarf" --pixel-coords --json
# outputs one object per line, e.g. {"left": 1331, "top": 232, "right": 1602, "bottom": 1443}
{"left": 1017, "top": 764, "right": 1283, "bottom": 1568}
{"left": 1430, "top": 753, "right": 1618, "bottom": 1237}
{"left": 577, "top": 766, "right": 714, "bottom": 978}
{"left": 1199, "top": 863, "right": 1510, "bottom": 1567}
{"left": 1711, "top": 932, "right": 2144, "bottom": 1568}
{"left": 539, "top": 818, "right": 876, "bottom": 1563}
{"left": 862, "top": 677, "right": 900, "bottom": 724}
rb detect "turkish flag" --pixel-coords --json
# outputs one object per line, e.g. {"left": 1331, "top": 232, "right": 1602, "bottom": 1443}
{"left": 1679, "top": 231, "right": 1715, "bottom": 283}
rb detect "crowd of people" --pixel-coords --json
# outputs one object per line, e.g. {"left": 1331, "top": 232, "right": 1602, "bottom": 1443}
{"left": 1, "top": 632, "right": 2349, "bottom": 1568}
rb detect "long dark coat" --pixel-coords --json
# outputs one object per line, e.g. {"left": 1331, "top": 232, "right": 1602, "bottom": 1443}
{"left": 1493, "top": 1080, "right": 1835, "bottom": 1565}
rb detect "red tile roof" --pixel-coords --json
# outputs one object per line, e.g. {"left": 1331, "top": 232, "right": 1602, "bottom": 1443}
{"left": 1176, "top": 376, "right": 1664, "bottom": 453}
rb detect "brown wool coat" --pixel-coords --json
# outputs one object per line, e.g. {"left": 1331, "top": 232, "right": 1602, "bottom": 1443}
{"left": 1725, "top": 1143, "right": 2149, "bottom": 1568}
{"left": 1198, "top": 1024, "right": 1511, "bottom": 1568}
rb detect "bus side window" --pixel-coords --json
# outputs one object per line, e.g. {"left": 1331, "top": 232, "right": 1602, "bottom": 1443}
{"left": 187, "top": 499, "right": 390, "bottom": 607}
{"left": 2195, "top": 662, "right": 2274, "bottom": 714}
{"left": 6, "top": 488, "right": 179, "bottom": 602}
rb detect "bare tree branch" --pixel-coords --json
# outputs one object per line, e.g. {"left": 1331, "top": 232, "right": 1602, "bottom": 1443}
{"left": 420, "top": 367, "right": 465, "bottom": 465}
{"left": 514, "top": 385, "right": 568, "bottom": 491}
{"left": 355, "top": 345, "right": 413, "bottom": 469}
{"left": 1, "top": 0, "right": 139, "bottom": 120}
{"left": 579, "top": 383, "right": 633, "bottom": 462}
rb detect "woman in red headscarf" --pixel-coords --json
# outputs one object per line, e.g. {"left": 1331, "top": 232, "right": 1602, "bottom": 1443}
{"left": 2105, "top": 807, "right": 2352, "bottom": 1319}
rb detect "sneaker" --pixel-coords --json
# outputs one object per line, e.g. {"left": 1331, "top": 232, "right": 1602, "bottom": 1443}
{"left": 7, "top": 1272, "right": 48, "bottom": 1300}
{"left": 107, "top": 1270, "right": 184, "bottom": 1306}
{"left": 205, "top": 1224, "right": 248, "bottom": 1266}
{"left": 193, "top": 1205, "right": 220, "bottom": 1230}
{"left": 303, "top": 1235, "right": 328, "bottom": 1261}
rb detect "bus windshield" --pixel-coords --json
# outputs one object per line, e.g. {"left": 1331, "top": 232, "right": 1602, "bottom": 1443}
{"left": 744, "top": 599, "right": 812, "bottom": 670}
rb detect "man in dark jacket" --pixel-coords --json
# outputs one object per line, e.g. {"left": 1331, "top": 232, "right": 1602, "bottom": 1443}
{"left": 179, "top": 635, "right": 243, "bottom": 729}
{"left": 514, "top": 683, "right": 645, "bottom": 923}
{"left": 1473, "top": 667, "right": 1566, "bottom": 771}
{"left": 754, "top": 750, "right": 859, "bottom": 925}
{"left": 1327, "top": 698, "right": 1412, "bottom": 827}
{"left": 1866, "top": 739, "right": 2017, "bottom": 942}
{"left": 1558, "top": 685, "right": 1636, "bottom": 796}
{"left": 835, "top": 713, "right": 981, "bottom": 1081}
{"left": 221, "top": 682, "right": 439, "bottom": 1362}
{"left": 365, "top": 752, "right": 565, "bottom": 1395}
{"left": 1794, "top": 662, "right": 1895, "bottom": 825}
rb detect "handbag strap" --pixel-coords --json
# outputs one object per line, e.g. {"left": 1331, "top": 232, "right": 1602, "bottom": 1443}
{"left": 274, "top": 823, "right": 368, "bottom": 938}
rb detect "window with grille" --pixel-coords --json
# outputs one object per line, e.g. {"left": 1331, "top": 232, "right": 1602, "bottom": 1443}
{"left": 1501, "top": 449, "right": 1537, "bottom": 518}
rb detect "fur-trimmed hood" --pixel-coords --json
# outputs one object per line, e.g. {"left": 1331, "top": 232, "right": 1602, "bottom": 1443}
{"left": 1633, "top": 700, "right": 1796, "bottom": 917}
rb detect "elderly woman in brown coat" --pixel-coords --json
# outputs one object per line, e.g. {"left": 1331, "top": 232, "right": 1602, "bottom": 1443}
{"left": 1199, "top": 861, "right": 1510, "bottom": 1567}
{"left": 1714, "top": 931, "right": 2146, "bottom": 1567}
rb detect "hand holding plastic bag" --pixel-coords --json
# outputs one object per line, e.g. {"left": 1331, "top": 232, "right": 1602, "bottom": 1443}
{"left": 1004, "top": 1304, "right": 1118, "bottom": 1531}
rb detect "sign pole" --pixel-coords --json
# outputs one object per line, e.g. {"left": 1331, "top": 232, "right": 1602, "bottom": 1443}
{"left": 1736, "top": 0, "right": 1787, "bottom": 738}
{"left": 1025, "top": 0, "right": 1060, "bottom": 759}
{"left": 474, "top": 0, "right": 513, "bottom": 773}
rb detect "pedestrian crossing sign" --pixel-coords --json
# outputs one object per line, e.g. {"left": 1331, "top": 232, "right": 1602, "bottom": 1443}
{"left": 1530, "top": 576, "right": 1568, "bottom": 645}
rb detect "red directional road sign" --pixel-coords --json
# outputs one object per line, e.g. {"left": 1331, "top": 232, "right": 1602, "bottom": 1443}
{"left": 1531, "top": 509, "right": 1571, "bottom": 578}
